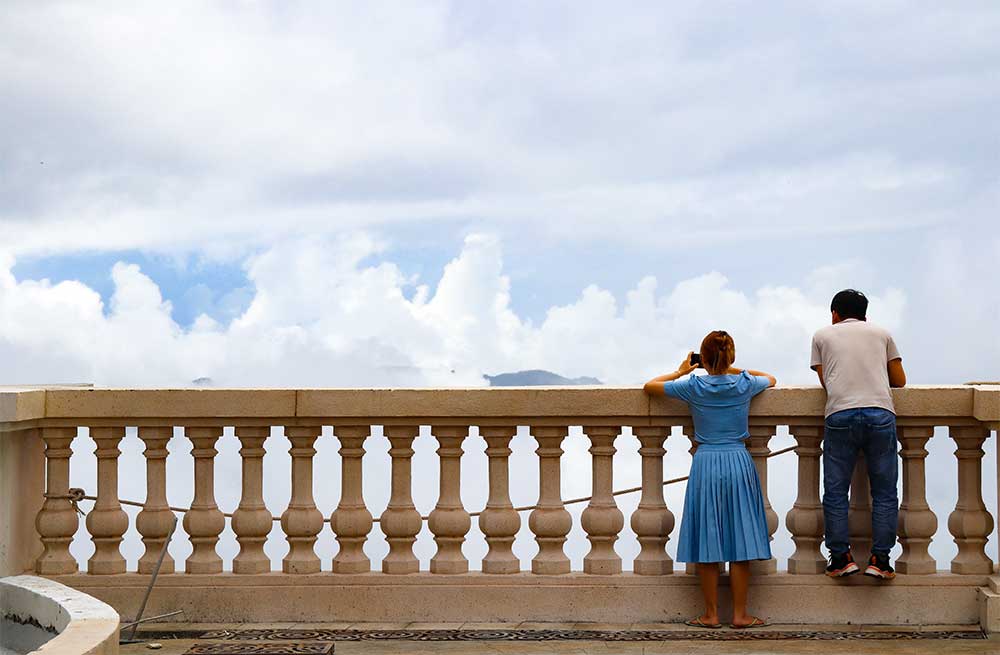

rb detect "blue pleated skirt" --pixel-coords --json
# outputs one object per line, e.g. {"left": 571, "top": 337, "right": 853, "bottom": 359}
{"left": 676, "top": 441, "right": 772, "bottom": 563}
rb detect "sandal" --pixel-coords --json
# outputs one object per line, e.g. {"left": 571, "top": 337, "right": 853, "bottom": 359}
{"left": 730, "top": 616, "right": 770, "bottom": 629}
{"left": 685, "top": 617, "right": 722, "bottom": 629}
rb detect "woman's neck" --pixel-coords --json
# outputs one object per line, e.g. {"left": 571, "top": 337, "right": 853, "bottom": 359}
{"left": 706, "top": 367, "right": 741, "bottom": 376}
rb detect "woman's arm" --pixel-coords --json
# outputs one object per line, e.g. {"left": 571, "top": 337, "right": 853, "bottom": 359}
{"left": 727, "top": 367, "right": 778, "bottom": 388}
{"left": 644, "top": 352, "right": 699, "bottom": 395}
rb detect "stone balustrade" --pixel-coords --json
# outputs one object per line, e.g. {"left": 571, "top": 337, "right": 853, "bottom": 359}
{"left": 1, "top": 384, "right": 999, "bottom": 628}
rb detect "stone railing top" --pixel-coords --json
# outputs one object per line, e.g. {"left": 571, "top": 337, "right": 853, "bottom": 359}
{"left": 0, "top": 385, "right": 998, "bottom": 429}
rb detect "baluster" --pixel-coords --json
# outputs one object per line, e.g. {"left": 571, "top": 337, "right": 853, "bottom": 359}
{"left": 684, "top": 429, "right": 701, "bottom": 575}
{"left": 896, "top": 425, "right": 937, "bottom": 574}
{"left": 231, "top": 426, "right": 271, "bottom": 574}
{"left": 86, "top": 427, "right": 128, "bottom": 574}
{"left": 631, "top": 426, "right": 673, "bottom": 575}
{"left": 529, "top": 426, "right": 571, "bottom": 574}
{"left": 949, "top": 425, "right": 994, "bottom": 574}
{"left": 582, "top": 426, "right": 624, "bottom": 574}
{"left": 786, "top": 425, "right": 825, "bottom": 574}
{"left": 183, "top": 426, "right": 225, "bottom": 574}
{"left": 331, "top": 425, "right": 373, "bottom": 574}
{"left": 429, "top": 426, "right": 471, "bottom": 573}
{"left": 849, "top": 458, "right": 873, "bottom": 559}
{"left": 379, "top": 425, "right": 421, "bottom": 574}
{"left": 282, "top": 426, "right": 324, "bottom": 574}
{"left": 35, "top": 427, "right": 79, "bottom": 574}
{"left": 747, "top": 425, "right": 778, "bottom": 574}
{"left": 479, "top": 426, "right": 520, "bottom": 574}
{"left": 136, "top": 426, "right": 174, "bottom": 574}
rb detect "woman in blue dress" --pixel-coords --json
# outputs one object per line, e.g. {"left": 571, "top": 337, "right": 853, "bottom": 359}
{"left": 644, "top": 330, "right": 775, "bottom": 629}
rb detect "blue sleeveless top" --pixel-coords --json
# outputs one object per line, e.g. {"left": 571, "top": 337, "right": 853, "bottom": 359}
{"left": 663, "top": 371, "right": 771, "bottom": 444}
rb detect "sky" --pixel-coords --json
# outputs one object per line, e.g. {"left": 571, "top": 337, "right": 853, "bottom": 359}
{"left": 1, "top": 1, "right": 998, "bottom": 571}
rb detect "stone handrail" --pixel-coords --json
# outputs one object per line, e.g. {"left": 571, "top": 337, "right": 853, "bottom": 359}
{"left": 1, "top": 384, "right": 999, "bottom": 627}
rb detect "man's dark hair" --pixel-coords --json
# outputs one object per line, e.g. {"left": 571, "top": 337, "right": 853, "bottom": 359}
{"left": 830, "top": 289, "right": 868, "bottom": 320}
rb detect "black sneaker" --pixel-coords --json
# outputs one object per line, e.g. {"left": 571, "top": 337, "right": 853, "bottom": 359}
{"left": 864, "top": 553, "right": 896, "bottom": 580}
{"left": 826, "top": 551, "right": 859, "bottom": 577}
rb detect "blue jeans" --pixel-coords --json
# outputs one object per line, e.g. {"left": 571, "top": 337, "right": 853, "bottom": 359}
{"left": 822, "top": 407, "right": 899, "bottom": 557}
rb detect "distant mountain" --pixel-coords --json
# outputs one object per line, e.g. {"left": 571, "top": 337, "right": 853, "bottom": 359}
{"left": 192, "top": 377, "right": 214, "bottom": 387}
{"left": 483, "top": 369, "right": 602, "bottom": 386}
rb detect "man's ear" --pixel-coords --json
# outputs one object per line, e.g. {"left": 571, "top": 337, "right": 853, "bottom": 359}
{"left": 831, "top": 310, "right": 841, "bottom": 324}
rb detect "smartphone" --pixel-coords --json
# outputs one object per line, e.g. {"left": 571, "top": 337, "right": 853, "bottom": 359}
{"left": 690, "top": 353, "right": 701, "bottom": 367}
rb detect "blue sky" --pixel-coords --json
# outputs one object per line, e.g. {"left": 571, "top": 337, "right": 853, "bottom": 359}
{"left": 6, "top": 221, "right": 968, "bottom": 331}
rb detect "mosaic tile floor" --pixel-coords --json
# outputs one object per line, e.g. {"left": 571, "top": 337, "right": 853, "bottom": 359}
{"left": 192, "top": 627, "right": 986, "bottom": 642}
{"left": 124, "top": 623, "right": 1000, "bottom": 655}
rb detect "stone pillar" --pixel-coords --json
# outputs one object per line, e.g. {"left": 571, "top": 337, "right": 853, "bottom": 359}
{"left": 231, "top": 426, "right": 272, "bottom": 574}
{"left": 630, "top": 426, "right": 673, "bottom": 575}
{"left": 379, "top": 425, "right": 421, "bottom": 574}
{"left": 684, "top": 429, "right": 702, "bottom": 575}
{"left": 35, "top": 427, "right": 79, "bottom": 574}
{"left": 331, "top": 425, "right": 373, "bottom": 574}
{"left": 785, "top": 425, "right": 826, "bottom": 574}
{"left": 136, "top": 426, "right": 175, "bottom": 574}
{"left": 478, "top": 426, "right": 520, "bottom": 574}
{"left": 747, "top": 424, "right": 778, "bottom": 575}
{"left": 581, "top": 426, "right": 624, "bottom": 574}
{"left": 848, "top": 458, "right": 873, "bottom": 559}
{"left": 981, "top": 420, "right": 1000, "bottom": 632}
{"left": 183, "top": 426, "right": 225, "bottom": 574}
{"left": 429, "top": 426, "right": 471, "bottom": 574}
{"left": 1, "top": 427, "right": 44, "bottom": 577}
{"left": 281, "top": 426, "right": 324, "bottom": 574}
{"left": 895, "top": 425, "right": 937, "bottom": 574}
{"left": 86, "top": 427, "right": 129, "bottom": 575}
{"left": 949, "top": 425, "right": 994, "bottom": 574}
{"left": 529, "top": 426, "right": 571, "bottom": 574}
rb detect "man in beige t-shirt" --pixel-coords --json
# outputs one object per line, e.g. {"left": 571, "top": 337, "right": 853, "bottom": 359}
{"left": 810, "top": 289, "right": 906, "bottom": 581}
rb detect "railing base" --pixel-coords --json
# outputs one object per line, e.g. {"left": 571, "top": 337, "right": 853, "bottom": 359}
{"left": 979, "top": 575, "right": 1000, "bottom": 633}
{"left": 50, "top": 572, "right": 988, "bottom": 627}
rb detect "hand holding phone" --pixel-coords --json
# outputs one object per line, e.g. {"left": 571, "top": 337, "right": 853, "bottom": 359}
{"left": 690, "top": 352, "right": 702, "bottom": 367}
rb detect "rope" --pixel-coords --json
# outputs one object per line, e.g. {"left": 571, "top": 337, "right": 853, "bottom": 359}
{"left": 71, "top": 444, "right": 797, "bottom": 523}
{"left": 44, "top": 488, "right": 86, "bottom": 516}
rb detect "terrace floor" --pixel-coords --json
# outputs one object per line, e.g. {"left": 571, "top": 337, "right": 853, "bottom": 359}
{"left": 125, "top": 623, "right": 1000, "bottom": 655}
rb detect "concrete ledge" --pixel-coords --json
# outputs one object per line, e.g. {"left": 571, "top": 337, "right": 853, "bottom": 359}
{"left": 0, "top": 385, "right": 989, "bottom": 427}
{"left": 52, "top": 572, "right": 985, "bottom": 626}
{"left": 973, "top": 385, "right": 1000, "bottom": 423}
{"left": 0, "top": 389, "right": 46, "bottom": 424}
{"left": 43, "top": 389, "right": 297, "bottom": 420}
{"left": 1, "top": 575, "right": 119, "bottom": 655}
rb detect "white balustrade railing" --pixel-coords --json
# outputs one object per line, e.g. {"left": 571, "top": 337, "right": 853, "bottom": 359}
{"left": 2, "top": 385, "right": 997, "bottom": 580}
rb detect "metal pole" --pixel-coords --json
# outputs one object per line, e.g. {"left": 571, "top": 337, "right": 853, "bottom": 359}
{"left": 128, "top": 514, "right": 178, "bottom": 642}
{"left": 119, "top": 610, "right": 183, "bottom": 630}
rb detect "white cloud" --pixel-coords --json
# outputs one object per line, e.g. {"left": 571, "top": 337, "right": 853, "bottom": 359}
{"left": 0, "top": 232, "right": 912, "bottom": 388}
{"left": 1, "top": 3, "right": 997, "bottom": 257}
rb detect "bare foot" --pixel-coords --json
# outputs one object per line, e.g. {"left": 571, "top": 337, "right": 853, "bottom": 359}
{"left": 685, "top": 614, "right": 721, "bottom": 628}
{"left": 730, "top": 615, "right": 768, "bottom": 629}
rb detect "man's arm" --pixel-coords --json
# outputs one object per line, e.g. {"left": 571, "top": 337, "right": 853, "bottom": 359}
{"left": 813, "top": 364, "right": 826, "bottom": 390}
{"left": 888, "top": 358, "right": 906, "bottom": 388}
{"left": 809, "top": 333, "right": 824, "bottom": 389}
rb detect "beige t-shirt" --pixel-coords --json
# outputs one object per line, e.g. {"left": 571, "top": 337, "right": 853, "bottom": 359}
{"left": 810, "top": 319, "right": 902, "bottom": 417}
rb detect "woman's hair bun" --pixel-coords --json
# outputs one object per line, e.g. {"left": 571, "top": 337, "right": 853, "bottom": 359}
{"left": 700, "top": 330, "right": 736, "bottom": 373}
